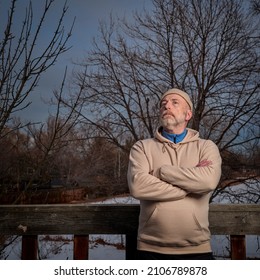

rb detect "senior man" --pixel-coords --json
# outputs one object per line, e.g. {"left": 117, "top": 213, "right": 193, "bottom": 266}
{"left": 127, "top": 88, "right": 222, "bottom": 260}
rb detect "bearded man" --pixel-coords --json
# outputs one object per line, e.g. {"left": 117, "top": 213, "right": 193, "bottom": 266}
{"left": 127, "top": 88, "right": 222, "bottom": 260}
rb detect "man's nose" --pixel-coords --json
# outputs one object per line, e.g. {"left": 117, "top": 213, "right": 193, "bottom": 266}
{"left": 165, "top": 100, "right": 172, "bottom": 109}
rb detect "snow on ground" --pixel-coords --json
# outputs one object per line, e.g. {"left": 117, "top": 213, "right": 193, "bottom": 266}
{"left": 1, "top": 181, "right": 259, "bottom": 259}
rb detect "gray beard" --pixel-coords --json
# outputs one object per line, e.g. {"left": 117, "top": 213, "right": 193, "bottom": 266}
{"left": 160, "top": 117, "right": 182, "bottom": 130}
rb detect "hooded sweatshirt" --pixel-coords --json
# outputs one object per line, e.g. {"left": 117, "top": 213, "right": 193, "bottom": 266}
{"left": 127, "top": 127, "right": 222, "bottom": 254}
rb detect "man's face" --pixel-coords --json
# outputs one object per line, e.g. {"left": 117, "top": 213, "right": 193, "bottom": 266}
{"left": 159, "top": 93, "right": 192, "bottom": 133}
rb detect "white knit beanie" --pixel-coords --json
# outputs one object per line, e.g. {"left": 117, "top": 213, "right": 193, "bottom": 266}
{"left": 160, "top": 88, "right": 193, "bottom": 111}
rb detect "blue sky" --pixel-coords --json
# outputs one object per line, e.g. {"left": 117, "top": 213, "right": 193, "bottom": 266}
{"left": 1, "top": 0, "right": 152, "bottom": 122}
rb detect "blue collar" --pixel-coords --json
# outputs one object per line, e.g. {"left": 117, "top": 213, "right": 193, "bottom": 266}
{"left": 162, "top": 129, "right": 187, "bottom": 143}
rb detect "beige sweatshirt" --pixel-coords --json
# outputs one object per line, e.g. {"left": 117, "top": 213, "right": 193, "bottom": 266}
{"left": 127, "top": 127, "right": 222, "bottom": 254}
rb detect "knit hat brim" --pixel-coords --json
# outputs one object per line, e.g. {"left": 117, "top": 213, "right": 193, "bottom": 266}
{"left": 160, "top": 88, "right": 193, "bottom": 111}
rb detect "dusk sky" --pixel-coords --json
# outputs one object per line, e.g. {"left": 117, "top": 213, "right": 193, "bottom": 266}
{"left": 1, "top": 0, "right": 152, "bottom": 123}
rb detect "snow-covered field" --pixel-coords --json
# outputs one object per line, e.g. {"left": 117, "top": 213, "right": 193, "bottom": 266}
{"left": 1, "top": 182, "right": 259, "bottom": 260}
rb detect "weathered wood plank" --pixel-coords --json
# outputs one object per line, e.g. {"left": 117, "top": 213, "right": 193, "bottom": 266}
{"left": 0, "top": 204, "right": 259, "bottom": 236}
{"left": 0, "top": 204, "right": 140, "bottom": 235}
{"left": 208, "top": 204, "right": 260, "bottom": 235}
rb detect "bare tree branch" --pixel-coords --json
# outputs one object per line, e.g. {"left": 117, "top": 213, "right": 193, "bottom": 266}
{"left": 0, "top": 0, "right": 75, "bottom": 136}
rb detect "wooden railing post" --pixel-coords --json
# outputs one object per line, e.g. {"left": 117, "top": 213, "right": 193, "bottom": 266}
{"left": 0, "top": 204, "right": 259, "bottom": 260}
{"left": 74, "top": 235, "right": 89, "bottom": 260}
{"left": 230, "top": 235, "right": 246, "bottom": 260}
{"left": 21, "top": 235, "right": 38, "bottom": 260}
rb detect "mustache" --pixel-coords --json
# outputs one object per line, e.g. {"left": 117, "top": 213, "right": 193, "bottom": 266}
{"left": 161, "top": 110, "right": 174, "bottom": 117}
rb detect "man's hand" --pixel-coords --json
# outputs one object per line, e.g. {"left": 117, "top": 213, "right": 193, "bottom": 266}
{"left": 196, "top": 159, "right": 212, "bottom": 167}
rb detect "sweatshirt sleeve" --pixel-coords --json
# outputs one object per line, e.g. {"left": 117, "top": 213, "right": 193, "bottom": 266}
{"left": 159, "top": 140, "right": 222, "bottom": 194}
{"left": 127, "top": 140, "right": 188, "bottom": 201}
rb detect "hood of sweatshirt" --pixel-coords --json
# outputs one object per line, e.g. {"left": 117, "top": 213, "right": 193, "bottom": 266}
{"left": 155, "top": 127, "right": 200, "bottom": 145}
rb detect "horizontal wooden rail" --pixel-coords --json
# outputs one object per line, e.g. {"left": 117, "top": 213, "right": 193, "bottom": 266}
{"left": 0, "top": 204, "right": 259, "bottom": 259}
{"left": 0, "top": 204, "right": 139, "bottom": 235}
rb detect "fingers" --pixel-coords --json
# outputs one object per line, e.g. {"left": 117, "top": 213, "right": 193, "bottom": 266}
{"left": 196, "top": 159, "right": 212, "bottom": 167}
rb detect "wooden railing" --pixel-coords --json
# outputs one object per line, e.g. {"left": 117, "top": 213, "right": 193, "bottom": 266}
{"left": 0, "top": 204, "right": 259, "bottom": 260}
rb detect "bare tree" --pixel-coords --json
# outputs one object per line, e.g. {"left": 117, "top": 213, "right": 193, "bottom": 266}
{"left": 0, "top": 0, "right": 74, "bottom": 137}
{"left": 11, "top": 67, "right": 83, "bottom": 203}
{"left": 68, "top": 0, "right": 259, "bottom": 198}
{"left": 73, "top": 0, "right": 259, "bottom": 144}
{"left": 0, "top": 0, "right": 85, "bottom": 202}
{"left": 250, "top": 0, "right": 260, "bottom": 15}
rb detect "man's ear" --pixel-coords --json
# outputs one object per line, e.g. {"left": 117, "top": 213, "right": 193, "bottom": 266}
{"left": 185, "top": 110, "right": 192, "bottom": 121}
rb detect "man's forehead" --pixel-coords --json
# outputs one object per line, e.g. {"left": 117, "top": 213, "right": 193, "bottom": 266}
{"left": 161, "top": 93, "right": 185, "bottom": 102}
{"left": 160, "top": 88, "right": 193, "bottom": 111}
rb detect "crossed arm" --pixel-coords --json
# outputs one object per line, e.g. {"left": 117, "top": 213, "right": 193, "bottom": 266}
{"left": 159, "top": 143, "right": 222, "bottom": 195}
{"left": 127, "top": 140, "right": 222, "bottom": 201}
{"left": 196, "top": 159, "right": 212, "bottom": 167}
